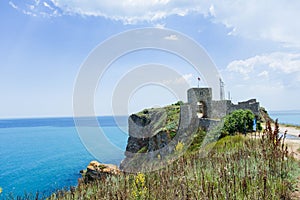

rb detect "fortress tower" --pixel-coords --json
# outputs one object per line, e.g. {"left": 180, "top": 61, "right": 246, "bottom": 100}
{"left": 187, "top": 88, "right": 212, "bottom": 119}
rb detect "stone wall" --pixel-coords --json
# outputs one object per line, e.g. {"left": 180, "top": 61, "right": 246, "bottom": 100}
{"left": 187, "top": 87, "right": 260, "bottom": 120}
{"left": 231, "top": 99, "right": 260, "bottom": 116}
{"left": 198, "top": 118, "right": 221, "bottom": 132}
{"left": 187, "top": 88, "right": 213, "bottom": 118}
{"left": 211, "top": 100, "right": 232, "bottom": 119}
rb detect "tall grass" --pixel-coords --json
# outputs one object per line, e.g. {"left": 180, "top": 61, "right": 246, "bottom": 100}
{"left": 45, "top": 121, "right": 298, "bottom": 200}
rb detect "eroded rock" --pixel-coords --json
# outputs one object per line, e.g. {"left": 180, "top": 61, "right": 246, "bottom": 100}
{"left": 81, "top": 161, "right": 120, "bottom": 183}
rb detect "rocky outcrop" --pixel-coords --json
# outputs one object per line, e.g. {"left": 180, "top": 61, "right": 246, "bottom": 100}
{"left": 259, "top": 107, "right": 274, "bottom": 123}
{"left": 124, "top": 108, "right": 171, "bottom": 155}
{"left": 120, "top": 103, "right": 199, "bottom": 172}
{"left": 80, "top": 161, "right": 120, "bottom": 183}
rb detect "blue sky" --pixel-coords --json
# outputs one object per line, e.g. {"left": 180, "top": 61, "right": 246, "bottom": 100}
{"left": 1, "top": 0, "right": 300, "bottom": 118}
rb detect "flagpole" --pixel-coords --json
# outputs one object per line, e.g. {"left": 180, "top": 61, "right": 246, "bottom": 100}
{"left": 197, "top": 77, "right": 200, "bottom": 88}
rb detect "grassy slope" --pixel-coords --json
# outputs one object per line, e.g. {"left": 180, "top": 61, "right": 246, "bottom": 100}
{"left": 47, "top": 122, "right": 299, "bottom": 200}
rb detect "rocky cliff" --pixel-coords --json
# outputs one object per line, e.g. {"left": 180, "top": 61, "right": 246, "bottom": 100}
{"left": 120, "top": 102, "right": 199, "bottom": 172}
{"left": 259, "top": 107, "right": 274, "bottom": 123}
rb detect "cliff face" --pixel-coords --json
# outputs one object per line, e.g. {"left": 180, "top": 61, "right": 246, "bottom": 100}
{"left": 259, "top": 107, "right": 274, "bottom": 123}
{"left": 125, "top": 108, "right": 170, "bottom": 154}
{"left": 120, "top": 103, "right": 199, "bottom": 172}
{"left": 120, "top": 108, "right": 175, "bottom": 171}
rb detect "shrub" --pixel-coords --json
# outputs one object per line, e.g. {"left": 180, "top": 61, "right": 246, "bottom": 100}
{"left": 173, "top": 101, "right": 184, "bottom": 106}
{"left": 221, "top": 109, "right": 255, "bottom": 137}
{"left": 187, "top": 128, "right": 206, "bottom": 153}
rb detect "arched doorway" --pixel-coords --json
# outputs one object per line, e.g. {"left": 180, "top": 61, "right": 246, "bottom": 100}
{"left": 197, "top": 101, "right": 207, "bottom": 118}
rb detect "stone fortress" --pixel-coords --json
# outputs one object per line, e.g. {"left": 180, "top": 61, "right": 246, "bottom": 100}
{"left": 119, "top": 87, "right": 261, "bottom": 171}
{"left": 187, "top": 87, "right": 260, "bottom": 130}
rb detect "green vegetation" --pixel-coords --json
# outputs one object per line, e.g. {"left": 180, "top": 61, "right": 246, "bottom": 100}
{"left": 137, "top": 146, "right": 148, "bottom": 153}
{"left": 132, "top": 102, "right": 181, "bottom": 155}
{"left": 131, "top": 173, "right": 147, "bottom": 200}
{"left": 221, "top": 109, "right": 255, "bottom": 137}
{"left": 45, "top": 121, "right": 298, "bottom": 200}
{"left": 159, "top": 102, "right": 182, "bottom": 138}
{"left": 187, "top": 128, "right": 206, "bottom": 152}
{"left": 163, "top": 103, "right": 181, "bottom": 138}
{"left": 135, "top": 102, "right": 181, "bottom": 140}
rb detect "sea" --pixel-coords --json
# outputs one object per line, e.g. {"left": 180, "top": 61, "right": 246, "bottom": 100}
{"left": 0, "top": 111, "right": 299, "bottom": 198}
{"left": 0, "top": 116, "right": 128, "bottom": 198}
{"left": 268, "top": 110, "right": 300, "bottom": 126}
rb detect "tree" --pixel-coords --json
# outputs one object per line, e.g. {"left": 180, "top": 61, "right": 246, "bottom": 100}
{"left": 221, "top": 109, "right": 255, "bottom": 138}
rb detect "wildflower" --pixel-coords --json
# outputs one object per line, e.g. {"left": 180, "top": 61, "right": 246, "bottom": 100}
{"left": 132, "top": 173, "right": 147, "bottom": 199}
{"left": 135, "top": 173, "right": 146, "bottom": 187}
{"left": 175, "top": 141, "right": 184, "bottom": 152}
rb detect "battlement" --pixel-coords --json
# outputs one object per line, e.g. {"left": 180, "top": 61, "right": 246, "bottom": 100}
{"left": 187, "top": 87, "right": 260, "bottom": 121}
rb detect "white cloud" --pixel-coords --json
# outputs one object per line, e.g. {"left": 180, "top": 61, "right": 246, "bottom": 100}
{"left": 208, "top": 1, "right": 300, "bottom": 47}
{"left": 227, "top": 58, "right": 255, "bottom": 75}
{"left": 257, "top": 70, "right": 269, "bottom": 78}
{"left": 9, "top": 0, "right": 61, "bottom": 17}
{"left": 9, "top": 1, "right": 18, "bottom": 9}
{"left": 50, "top": 0, "right": 211, "bottom": 24}
{"left": 227, "top": 52, "right": 300, "bottom": 78}
{"left": 29, "top": 5, "right": 35, "bottom": 10}
{"left": 209, "top": 5, "right": 216, "bottom": 17}
{"left": 9, "top": 0, "right": 211, "bottom": 23}
{"left": 182, "top": 73, "right": 193, "bottom": 83}
{"left": 154, "top": 23, "right": 166, "bottom": 29}
{"left": 223, "top": 52, "right": 300, "bottom": 110}
{"left": 43, "top": 2, "right": 54, "bottom": 10}
{"left": 162, "top": 73, "right": 193, "bottom": 85}
{"left": 8, "top": 1, "right": 300, "bottom": 46}
{"left": 164, "top": 34, "right": 178, "bottom": 41}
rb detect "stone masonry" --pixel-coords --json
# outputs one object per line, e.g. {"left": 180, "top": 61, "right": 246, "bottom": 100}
{"left": 187, "top": 87, "right": 260, "bottom": 131}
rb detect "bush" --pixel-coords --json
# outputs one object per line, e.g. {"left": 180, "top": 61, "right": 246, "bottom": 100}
{"left": 173, "top": 101, "right": 184, "bottom": 106}
{"left": 221, "top": 109, "right": 255, "bottom": 137}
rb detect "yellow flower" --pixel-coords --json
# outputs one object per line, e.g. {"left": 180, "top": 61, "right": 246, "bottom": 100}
{"left": 175, "top": 141, "right": 184, "bottom": 152}
{"left": 131, "top": 173, "right": 147, "bottom": 199}
{"left": 135, "top": 173, "right": 146, "bottom": 187}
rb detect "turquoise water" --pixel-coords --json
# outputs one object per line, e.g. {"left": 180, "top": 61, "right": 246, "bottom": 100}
{"left": 0, "top": 117, "right": 128, "bottom": 198}
{"left": 269, "top": 111, "right": 300, "bottom": 126}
